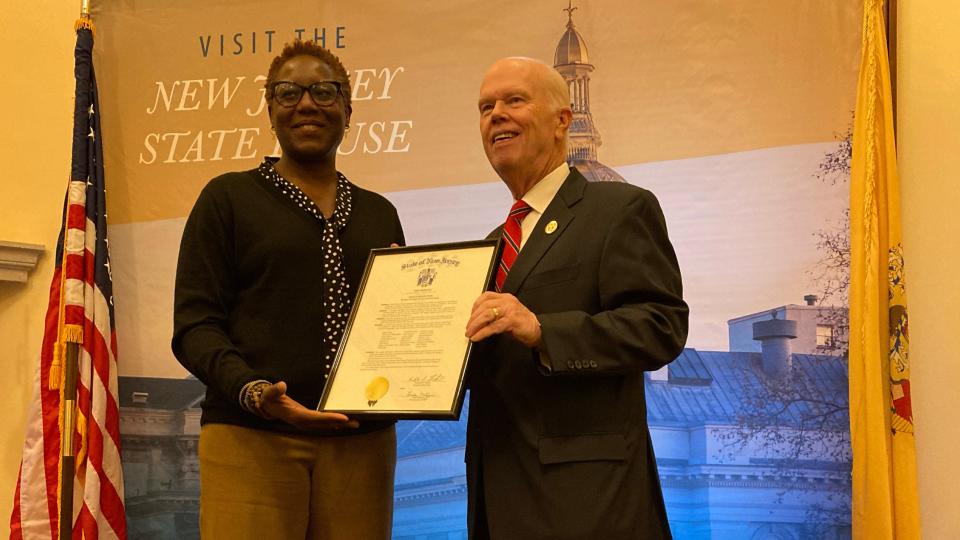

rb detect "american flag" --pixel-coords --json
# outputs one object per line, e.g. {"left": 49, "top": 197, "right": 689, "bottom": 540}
{"left": 9, "top": 23, "right": 127, "bottom": 540}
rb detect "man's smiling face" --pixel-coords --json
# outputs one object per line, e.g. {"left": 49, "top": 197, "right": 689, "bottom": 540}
{"left": 478, "top": 58, "right": 570, "bottom": 194}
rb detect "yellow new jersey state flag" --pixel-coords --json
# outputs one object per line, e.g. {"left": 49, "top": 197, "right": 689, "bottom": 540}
{"left": 848, "top": 1, "right": 921, "bottom": 539}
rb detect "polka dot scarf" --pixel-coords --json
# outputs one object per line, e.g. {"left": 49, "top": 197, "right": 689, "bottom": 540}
{"left": 259, "top": 159, "right": 353, "bottom": 379}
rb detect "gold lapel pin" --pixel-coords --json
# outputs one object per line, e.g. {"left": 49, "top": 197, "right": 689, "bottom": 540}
{"left": 544, "top": 220, "right": 558, "bottom": 234}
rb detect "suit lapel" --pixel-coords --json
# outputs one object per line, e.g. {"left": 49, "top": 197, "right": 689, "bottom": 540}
{"left": 502, "top": 169, "right": 586, "bottom": 293}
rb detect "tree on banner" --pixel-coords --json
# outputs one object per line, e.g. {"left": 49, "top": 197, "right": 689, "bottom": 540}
{"left": 9, "top": 14, "right": 127, "bottom": 540}
{"left": 849, "top": 0, "right": 921, "bottom": 538}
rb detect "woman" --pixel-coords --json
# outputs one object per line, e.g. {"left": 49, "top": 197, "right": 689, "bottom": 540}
{"left": 172, "top": 40, "right": 404, "bottom": 539}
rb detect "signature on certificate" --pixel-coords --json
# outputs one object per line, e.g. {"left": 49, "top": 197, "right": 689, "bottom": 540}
{"left": 408, "top": 373, "right": 446, "bottom": 386}
{"left": 403, "top": 390, "right": 436, "bottom": 402}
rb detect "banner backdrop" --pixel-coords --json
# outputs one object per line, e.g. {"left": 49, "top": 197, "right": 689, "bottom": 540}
{"left": 92, "top": 1, "right": 860, "bottom": 538}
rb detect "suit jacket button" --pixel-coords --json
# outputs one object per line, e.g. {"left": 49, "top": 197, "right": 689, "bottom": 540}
{"left": 574, "top": 360, "right": 582, "bottom": 369}
{"left": 567, "top": 361, "right": 575, "bottom": 369}
{"left": 589, "top": 360, "right": 598, "bottom": 368}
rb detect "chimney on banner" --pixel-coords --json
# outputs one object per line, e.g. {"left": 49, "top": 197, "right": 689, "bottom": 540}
{"left": 753, "top": 313, "right": 798, "bottom": 378}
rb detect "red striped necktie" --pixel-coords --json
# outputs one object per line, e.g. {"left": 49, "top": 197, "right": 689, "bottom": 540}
{"left": 495, "top": 199, "right": 532, "bottom": 291}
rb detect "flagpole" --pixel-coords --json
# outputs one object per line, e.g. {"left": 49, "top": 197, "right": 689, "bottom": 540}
{"left": 59, "top": 343, "right": 79, "bottom": 540}
{"left": 59, "top": 5, "right": 92, "bottom": 538}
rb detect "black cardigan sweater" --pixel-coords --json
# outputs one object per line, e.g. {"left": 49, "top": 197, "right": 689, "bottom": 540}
{"left": 172, "top": 167, "right": 405, "bottom": 434}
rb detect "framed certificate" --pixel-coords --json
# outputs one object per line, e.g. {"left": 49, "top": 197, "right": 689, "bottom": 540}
{"left": 318, "top": 239, "right": 500, "bottom": 419}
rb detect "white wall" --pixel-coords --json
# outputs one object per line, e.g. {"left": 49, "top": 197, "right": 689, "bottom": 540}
{"left": 898, "top": 2, "right": 960, "bottom": 537}
{"left": 0, "top": 0, "right": 80, "bottom": 526}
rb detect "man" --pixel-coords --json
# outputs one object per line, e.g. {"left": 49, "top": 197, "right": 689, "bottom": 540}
{"left": 464, "top": 57, "right": 689, "bottom": 539}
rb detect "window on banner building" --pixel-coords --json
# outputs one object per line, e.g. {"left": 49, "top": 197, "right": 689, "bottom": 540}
{"left": 816, "top": 324, "right": 835, "bottom": 348}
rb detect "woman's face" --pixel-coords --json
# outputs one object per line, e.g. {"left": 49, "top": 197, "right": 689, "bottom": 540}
{"left": 269, "top": 54, "right": 351, "bottom": 164}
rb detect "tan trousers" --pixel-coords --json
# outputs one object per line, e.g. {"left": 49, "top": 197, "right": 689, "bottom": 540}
{"left": 198, "top": 423, "right": 396, "bottom": 540}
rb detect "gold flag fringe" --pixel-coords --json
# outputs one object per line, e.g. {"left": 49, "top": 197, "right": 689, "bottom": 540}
{"left": 74, "top": 16, "right": 96, "bottom": 38}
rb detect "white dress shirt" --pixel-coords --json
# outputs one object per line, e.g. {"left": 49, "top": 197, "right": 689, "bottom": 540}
{"left": 516, "top": 163, "right": 569, "bottom": 250}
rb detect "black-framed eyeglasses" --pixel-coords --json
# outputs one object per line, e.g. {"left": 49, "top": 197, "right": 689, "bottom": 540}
{"left": 270, "top": 80, "right": 343, "bottom": 107}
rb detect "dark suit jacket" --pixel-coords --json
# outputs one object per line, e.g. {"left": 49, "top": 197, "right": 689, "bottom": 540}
{"left": 466, "top": 168, "right": 689, "bottom": 540}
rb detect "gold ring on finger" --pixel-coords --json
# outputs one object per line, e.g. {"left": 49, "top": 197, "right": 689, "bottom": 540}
{"left": 491, "top": 307, "right": 501, "bottom": 321}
